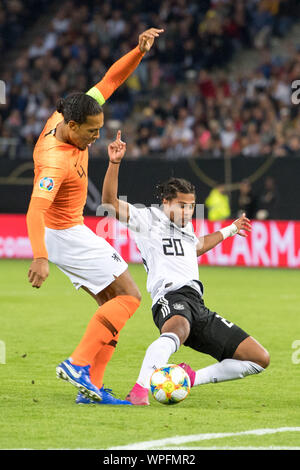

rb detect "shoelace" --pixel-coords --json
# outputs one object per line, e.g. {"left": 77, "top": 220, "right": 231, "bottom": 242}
{"left": 100, "top": 386, "right": 115, "bottom": 396}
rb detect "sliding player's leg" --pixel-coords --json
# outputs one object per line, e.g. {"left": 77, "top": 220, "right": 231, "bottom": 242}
{"left": 232, "top": 336, "right": 270, "bottom": 367}
{"left": 180, "top": 306, "right": 270, "bottom": 387}
{"left": 126, "top": 290, "right": 192, "bottom": 405}
{"left": 127, "top": 286, "right": 270, "bottom": 405}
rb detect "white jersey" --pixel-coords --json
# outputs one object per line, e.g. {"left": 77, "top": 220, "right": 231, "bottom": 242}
{"left": 126, "top": 204, "right": 203, "bottom": 306}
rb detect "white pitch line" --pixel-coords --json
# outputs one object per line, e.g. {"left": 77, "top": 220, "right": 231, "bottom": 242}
{"left": 109, "top": 427, "right": 300, "bottom": 450}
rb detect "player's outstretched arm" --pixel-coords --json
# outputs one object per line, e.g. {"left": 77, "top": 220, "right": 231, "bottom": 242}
{"left": 102, "top": 130, "right": 129, "bottom": 223}
{"left": 86, "top": 28, "right": 164, "bottom": 106}
{"left": 196, "top": 213, "right": 251, "bottom": 256}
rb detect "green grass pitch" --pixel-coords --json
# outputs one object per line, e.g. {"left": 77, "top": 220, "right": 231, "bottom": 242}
{"left": 0, "top": 259, "right": 299, "bottom": 449}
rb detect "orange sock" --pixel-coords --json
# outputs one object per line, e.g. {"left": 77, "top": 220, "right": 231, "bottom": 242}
{"left": 90, "top": 336, "right": 119, "bottom": 389}
{"left": 70, "top": 295, "right": 140, "bottom": 366}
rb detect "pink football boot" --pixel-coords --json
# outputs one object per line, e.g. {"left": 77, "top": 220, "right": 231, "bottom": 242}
{"left": 125, "top": 383, "right": 150, "bottom": 405}
{"left": 179, "top": 363, "right": 196, "bottom": 387}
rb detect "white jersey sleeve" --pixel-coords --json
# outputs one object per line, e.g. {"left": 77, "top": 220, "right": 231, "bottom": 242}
{"left": 127, "top": 203, "right": 153, "bottom": 235}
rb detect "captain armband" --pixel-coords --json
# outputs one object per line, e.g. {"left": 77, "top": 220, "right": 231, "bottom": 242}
{"left": 86, "top": 87, "right": 106, "bottom": 106}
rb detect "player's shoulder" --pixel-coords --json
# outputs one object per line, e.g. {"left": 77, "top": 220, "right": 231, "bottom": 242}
{"left": 146, "top": 206, "right": 163, "bottom": 222}
{"left": 133, "top": 205, "right": 164, "bottom": 225}
{"left": 47, "top": 110, "right": 63, "bottom": 128}
{"left": 185, "top": 221, "right": 195, "bottom": 233}
{"left": 38, "top": 111, "right": 63, "bottom": 140}
{"left": 183, "top": 221, "right": 198, "bottom": 244}
{"left": 34, "top": 112, "right": 72, "bottom": 169}
{"left": 127, "top": 203, "right": 157, "bottom": 233}
{"left": 34, "top": 140, "right": 69, "bottom": 167}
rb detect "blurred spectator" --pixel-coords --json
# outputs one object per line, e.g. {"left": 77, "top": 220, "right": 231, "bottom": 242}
{"left": 205, "top": 185, "right": 231, "bottom": 221}
{"left": 256, "top": 176, "right": 278, "bottom": 219}
{"left": 28, "top": 36, "right": 48, "bottom": 60}
{"left": 237, "top": 179, "right": 258, "bottom": 219}
{"left": 0, "top": 0, "right": 49, "bottom": 56}
{"left": 3, "top": 109, "right": 22, "bottom": 137}
{"left": 220, "top": 119, "right": 237, "bottom": 150}
{"left": 286, "top": 134, "right": 300, "bottom": 156}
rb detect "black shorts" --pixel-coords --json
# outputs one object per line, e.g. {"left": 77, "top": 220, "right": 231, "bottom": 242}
{"left": 152, "top": 286, "right": 249, "bottom": 362}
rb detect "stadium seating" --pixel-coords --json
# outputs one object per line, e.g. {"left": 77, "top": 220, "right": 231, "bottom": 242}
{"left": 1, "top": 0, "right": 299, "bottom": 160}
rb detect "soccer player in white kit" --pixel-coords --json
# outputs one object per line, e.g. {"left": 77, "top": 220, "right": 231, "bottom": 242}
{"left": 102, "top": 137, "right": 270, "bottom": 405}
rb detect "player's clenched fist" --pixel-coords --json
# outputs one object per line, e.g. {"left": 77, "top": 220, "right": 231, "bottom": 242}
{"left": 108, "top": 130, "right": 126, "bottom": 164}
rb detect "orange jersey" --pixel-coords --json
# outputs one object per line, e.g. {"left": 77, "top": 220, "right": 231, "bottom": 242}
{"left": 27, "top": 45, "right": 145, "bottom": 259}
{"left": 32, "top": 111, "right": 88, "bottom": 230}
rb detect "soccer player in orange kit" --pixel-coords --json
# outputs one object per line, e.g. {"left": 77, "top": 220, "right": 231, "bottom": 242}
{"left": 26, "top": 28, "right": 164, "bottom": 405}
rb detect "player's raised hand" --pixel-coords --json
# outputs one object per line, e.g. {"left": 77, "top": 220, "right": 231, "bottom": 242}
{"left": 233, "top": 213, "right": 252, "bottom": 237}
{"left": 108, "top": 130, "right": 126, "bottom": 163}
{"left": 138, "top": 28, "right": 164, "bottom": 53}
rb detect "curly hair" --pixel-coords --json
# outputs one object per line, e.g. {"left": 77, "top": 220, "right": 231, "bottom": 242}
{"left": 156, "top": 177, "right": 196, "bottom": 202}
{"left": 56, "top": 92, "right": 103, "bottom": 124}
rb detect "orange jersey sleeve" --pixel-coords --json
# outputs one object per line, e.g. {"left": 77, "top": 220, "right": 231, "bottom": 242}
{"left": 31, "top": 155, "right": 68, "bottom": 202}
{"left": 27, "top": 146, "right": 67, "bottom": 259}
{"left": 86, "top": 46, "right": 145, "bottom": 105}
{"left": 26, "top": 197, "right": 53, "bottom": 259}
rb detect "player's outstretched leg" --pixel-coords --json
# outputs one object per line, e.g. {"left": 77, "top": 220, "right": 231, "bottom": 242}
{"left": 126, "top": 316, "right": 187, "bottom": 405}
{"left": 76, "top": 386, "right": 132, "bottom": 405}
{"left": 56, "top": 359, "right": 102, "bottom": 401}
{"left": 180, "top": 336, "right": 270, "bottom": 387}
{"left": 125, "top": 332, "right": 181, "bottom": 405}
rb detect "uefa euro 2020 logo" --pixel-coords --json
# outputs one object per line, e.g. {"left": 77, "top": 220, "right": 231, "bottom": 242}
{"left": 39, "top": 177, "right": 54, "bottom": 192}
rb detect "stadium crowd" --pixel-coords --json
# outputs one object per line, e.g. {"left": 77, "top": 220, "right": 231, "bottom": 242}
{"left": 0, "top": 0, "right": 49, "bottom": 57}
{"left": 0, "top": 0, "right": 299, "bottom": 159}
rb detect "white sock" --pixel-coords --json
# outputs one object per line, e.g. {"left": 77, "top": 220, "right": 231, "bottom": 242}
{"left": 136, "top": 333, "right": 180, "bottom": 389}
{"left": 194, "top": 359, "right": 264, "bottom": 386}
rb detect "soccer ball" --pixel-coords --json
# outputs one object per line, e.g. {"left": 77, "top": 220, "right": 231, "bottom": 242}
{"left": 150, "top": 364, "right": 191, "bottom": 405}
